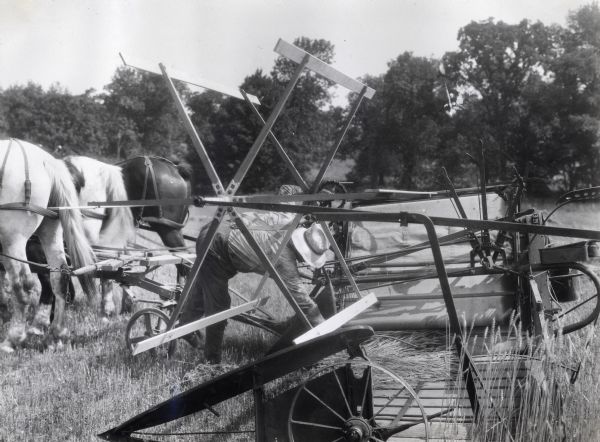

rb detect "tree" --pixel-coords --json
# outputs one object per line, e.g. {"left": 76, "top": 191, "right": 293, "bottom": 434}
{"left": 543, "top": 3, "right": 600, "bottom": 189}
{"left": 270, "top": 37, "right": 337, "bottom": 169}
{"left": 102, "top": 67, "right": 189, "bottom": 158}
{"left": 347, "top": 54, "right": 448, "bottom": 189}
{"left": 186, "top": 37, "right": 338, "bottom": 193}
{"left": 0, "top": 88, "right": 8, "bottom": 138}
{"left": 0, "top": 83, "right": 109, "bottom": 155}
{"left": 443, "top": 18, "right": 565, "bottom": 184}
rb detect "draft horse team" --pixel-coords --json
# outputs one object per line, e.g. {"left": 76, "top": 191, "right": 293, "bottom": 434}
{"left": 0, "top": 139, "right": 190, "bottom": 353}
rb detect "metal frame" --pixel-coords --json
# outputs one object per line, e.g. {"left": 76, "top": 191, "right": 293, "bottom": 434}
{"left": 97, "top": 41, "right": 600, "bottom": 438}
{"left": 121, "top": 40, "right": 376, "bottom": 354}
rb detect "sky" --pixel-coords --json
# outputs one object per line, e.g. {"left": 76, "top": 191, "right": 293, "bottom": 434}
{"left": 0, "top": 0, "right": 591, "bottom": 103}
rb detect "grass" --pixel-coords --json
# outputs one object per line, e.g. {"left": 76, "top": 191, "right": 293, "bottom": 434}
{"left": 0, "top": 201, "right": 599, "bottom": 441}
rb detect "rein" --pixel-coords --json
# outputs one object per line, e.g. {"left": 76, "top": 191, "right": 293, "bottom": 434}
{"left": 0, "top": 251, "right": 66, "bottom": 273}
{"left": 81, "top": 208, "right": 107, "bottom": 220}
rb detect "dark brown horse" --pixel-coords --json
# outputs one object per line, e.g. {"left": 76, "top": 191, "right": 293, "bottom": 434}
{"left": 120, "top": 156, "right": 191, "bottom": 284}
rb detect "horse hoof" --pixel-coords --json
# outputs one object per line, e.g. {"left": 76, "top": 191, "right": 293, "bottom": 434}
{"left": 0, "top": 342, "right": 15, "bottom": 353}
{"left": 32, "top": 306, "right": 52, "bottom": 329}
{"left": 27, "top": 326, "right": 44, "bottom": 336}
{"left": 7, "top": 328, "right": 26, "bottom": 345}
{"left": 48, "top": 326, "right": 70, "bottom": 341}
{"left": 101, "top": 316, "right": 111, "bottom": 325}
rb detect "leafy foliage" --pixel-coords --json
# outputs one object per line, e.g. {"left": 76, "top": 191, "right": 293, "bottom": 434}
{"left": 347, "top": 53, "right": 448, "bottom": 189}
{"left": 0, "top": 6, "right": 598, "bottom": 193}
{"left": 102, "top": 67, "right": 189, "bottom": 159}
{"left": 186, "top": 37, "right": 338, "bottom": 193}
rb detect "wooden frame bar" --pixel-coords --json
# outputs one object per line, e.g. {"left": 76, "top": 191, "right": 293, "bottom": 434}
{"left": 132, "top": 298, "right": 268, "bottom": 355}
{"left": 144, "top": 55, "right": 316, "bottom": 341}
{"left": 119, "top": 53, "right": 261, "bottom": 105}
{"left": 129, "top": 39, "right": 379, "bottom": 353}
{"left": 274, "top": 39, "right": 376, "bottom": 99}
{"left": 160, "top": 63, "right": 225, "bottom": 194}
{"left": 293, "top": 292, "right": 377, "bottom": 344}
{"left": 230, "top": 210, "right": 312, "bottom": 329}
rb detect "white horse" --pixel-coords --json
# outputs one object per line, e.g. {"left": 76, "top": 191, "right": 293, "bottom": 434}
{"left": 0, "top": 139, "right": 97, "bottom": 352}
{"left": 62, "top": 156, "right": 135, "bottom": 317}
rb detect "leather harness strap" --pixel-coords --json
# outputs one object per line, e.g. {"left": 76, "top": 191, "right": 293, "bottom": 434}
{"left": 81, "top": 208, "right": 107, "bottom": 220}
{"left": 117, "top": 155, "right": 187, "bottom": 229}
{"left": 0, "top": 139, "right": 13, "bottom": 190}
{"left": 15, "top": 139, "right": 32, "bottom": 205}
{"left": 146, "top": 156, "right": 163, "bottom": 219}
{"left": 139, "top": 156, "right": 164, "bottom": 223}
{"left": 0, "top": 139, "right": 58, "bottom": 219}
{"left": 139, "top": 216, "right": 186, "bottom": 229}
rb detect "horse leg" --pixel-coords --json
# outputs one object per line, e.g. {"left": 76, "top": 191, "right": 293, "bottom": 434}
{"left": 101, "top": 278, "right": 117, "bottom": 319}
{"left": 36, "top": 219, "right": 71, "bottom": 341}
{"left": 28, "top": 272, "right": 53, "bottom": 335}
{"left": 0, "top": 241, "right": 40, "bottom": 353}
{"left": 28, "top": 234, "right": 56, "bottom": 334}
{"left": 0, "top": 266, "right": 11, "bottom": 323}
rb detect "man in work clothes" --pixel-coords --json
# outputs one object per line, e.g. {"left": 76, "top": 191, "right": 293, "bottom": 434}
{"left": 180, "top": 212, "right": 330, "bottom": 364}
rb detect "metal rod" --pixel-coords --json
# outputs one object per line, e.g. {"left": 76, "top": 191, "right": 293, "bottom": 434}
{"left": 159, "top": 63, "right": 225, "bottom": 195}
{"left": 230, "top": 209, "right": 312, "bottom": 329}
{"left": 310, "top": 86, "right": 368, "bottom": 193}
{"left": 318, "top": 220, "right": 363, "bottom": 299}
{"left": 227, "top": 55, "right": 311, "bottom": 194}
{"left": 241, "top": 89, "right": 309, "bottom": 190}
{"left": 166, "top": 210, "right": 226, "bottom": 328}
{"left": 249, "top": 212, "right": 305, "bottom": 301}
{"left": 478, "top": 141, "right": 491, "bottom": 250}
{"left": 441, "top": 167, "right": 484, "bottom": 261}
{"left": 309, "top": 211, "right": 600, "bottom": 241}
{"left": 414, "top": 213, "right": 461, "bottom": 335}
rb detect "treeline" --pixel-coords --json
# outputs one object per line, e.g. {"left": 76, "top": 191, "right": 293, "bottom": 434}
{"left": 0, "top": 4, "right": 598, "bottom": 194}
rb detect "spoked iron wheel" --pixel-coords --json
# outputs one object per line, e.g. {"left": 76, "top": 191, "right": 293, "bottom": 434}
{"left": 548, "top": 263, "right": 600, "bottom": 335}
{"left": 125, "top": 307, "right": 175, "bottom": 357}
{"left": 288, "top": 361, "right": 429, "bottom": 441}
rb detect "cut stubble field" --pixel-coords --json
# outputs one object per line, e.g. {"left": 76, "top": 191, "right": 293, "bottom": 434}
{"left": 0, "top": 200, "right": 599, "bottom": 441}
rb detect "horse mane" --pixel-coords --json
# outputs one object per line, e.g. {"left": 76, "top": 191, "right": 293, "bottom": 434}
{"left": 100, "top": 162, "right": 135, "bottom": 246}
{"left": 63, "top": 157, "right": 86, "bottom": 193}
{"left": 65, "top": 156, "right": 135, "bottom": 247}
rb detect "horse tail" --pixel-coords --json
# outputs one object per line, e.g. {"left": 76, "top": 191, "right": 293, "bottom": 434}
{"left": 47, "top": 159, "right": 98, "bottom": 299}
{"left": 99, "top": 164, "right": 135, "bottom": 246}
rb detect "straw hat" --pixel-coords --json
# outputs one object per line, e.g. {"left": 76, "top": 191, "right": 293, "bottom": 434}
{"left": 291, "top": 224, "right": 330, "bottom": 268}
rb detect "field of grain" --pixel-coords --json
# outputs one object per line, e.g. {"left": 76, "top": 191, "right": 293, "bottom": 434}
{"left": 0, "top": 200, "right": 599, "bottom": 441}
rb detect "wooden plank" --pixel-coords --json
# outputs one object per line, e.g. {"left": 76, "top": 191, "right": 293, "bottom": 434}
{"left": 132, "top": 298, "right": 268, "bottom": 355}
{"left": 374, "top": 397, "right": 472, "bottom": 409}
{"left": 72, "top": 258, "right": 124, "bottom": 276}
{"left": 293, "top": 292, "right": 378, "bottom": 344}
{"left": 138, "top": 253, "right": 197, "bottom": 266}
{"left": 387, "top": 421, "right": 472, "bottom": 440}
{"left": 119, "top": 53, "right": 261, "bottom": 105}
{"left": 274, "top": 39, "right": 376, "bottom": 99}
